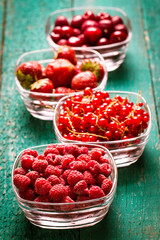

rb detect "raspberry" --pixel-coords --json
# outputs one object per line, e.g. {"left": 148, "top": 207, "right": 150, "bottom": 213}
{"left": 100, "top": 163, "right": 112, "bottom": 177}
{"left": 45, "top": 154, "right": 63, "bottom": 166}
{"left": 34, "top": 195, "right": 50, "bottom": 203}
{"left": 14, "top": 167, "right": 27, "bottom": 175}
{"left": 26, "top": 171, "right": 39, "bottom": 185}
{"left": 44, "top": 145, "right": 59, "bottom": 156}
{"left": 63, "top": 145, "right": 80, "bottom": 157}
{"left": 65, "top": 185, "right": 76, "bottom": 200}
{"left": 83, "top": 171, "right": 96, "bottom": 185}
{"left": 101, "top": 179, "right": 113, "bottom": 195}
{"left": 37, "top": 154, "right": 45, "bottom": 160}
{"left": 97, "top": 174, "right": 107, "bottom": 186}
{"left": 59, "top": 177, "right": 66, "bottom": 186}
{"left": 61, "top": 196, "right": 75, "bottom": 211}
{"left": 67, "top": 170, "right": 84, "bottom": 186}
{"left": 99, "top": 156, "right": 109, "bottom": 164}
{"left": 87, "top": 160, "right": 100, "bottom": 174}
{"left": 32, "top": 159, "right": 48, "bottom": 173}
{"left": 79, "top": 146, "right": 88, "bottom": 155}
{"left": 69, "top": 160, "right": 86, "bottom": 172}
{"left": 62, "top": 169, "right": 71, "bottom": 181}
{"left": 45, "top": 165, "right": 62, "bottom": 177}
{"left": 61, "top": 154, "right": 75, "bottom": 169}
{"left": 56, "top": 144, "right": 65, "bottom": 155}
{"left": 13, "top": 174, "right": 31, "bottom": 192}
{"left": 76, "top": 154, "right": 91, "bottom": 162}
{"left": 47, "top": 175, "right": 60, "bottom": 186}
{"left": 19, "top": 188, "right": 35, "bottom": 201}
{"left": 90, "top": 148, "right": 103, "bottom": 161}
{"left": 76, "top": 196, "right": 90, "bottom": 208}
{"left": 35, "top": 178, "right": 52, "bottom": 196}
{"left": 73, "top": 180, "right": 88, "bottom": 196}
{"left": 22, "top": 149, "right": 38, "bottom": 157}
{"left": 89, "top": 186, "right": 105, "bottom": 199}
{"left": 49, "top": 184, "right": 67, "bottom": 202}
{"left": 20, "top": 154, "right": 35, "bottom": 170}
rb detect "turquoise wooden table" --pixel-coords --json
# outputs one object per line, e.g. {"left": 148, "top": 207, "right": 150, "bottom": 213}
{"left": 0, "top": 0, "right": 160, "bottom": 239}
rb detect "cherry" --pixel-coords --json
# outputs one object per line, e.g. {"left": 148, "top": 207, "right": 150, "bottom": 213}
{"left": 110, "top": 31, "right": 127, "bottom": 43}
{"left": 97, "top": 37, "right": 110, "bottom": 46}
{"left": 50, "top": 31, "right": 61, "bottom": 43}
{"left": 81, "top": 20, "right": 99, "bottom": 32}
{"left": 78, "top": 34, "right": 85, "bottom": 45}
{"left": 96, "top": 12, "right": 111, "bottom": 21}
{"left": 84, "top": 27, "right": 102, "bottom": 45}
{"left": 55, "top": 15, "right": 69, "bottom": 27}
{"left": 57, "top": 39, "right": 68, "bottom": 45}
{"left": 111, "top": 15, "right": 123, "bottom": 26}
{"left": 83, "top": 10, "right": 95, "bottom": 21}
{"left": 114, "top": 24, "right": 128, "bottom": 35}
{"left": 71, "top": 15, "right": 84, "bottom": 29}
{"left": 72, "top": 28, "right": 81, "bottom": 36}
{"left": 53, "top": 26, "right": 62, "bottom": 34}
{"left": 61, "top": 26, "right": 73, "bottom": 39}
{"left": 84, "top": 87, "right": 93, "bottom": 96}
{"left": 98, "top": 19, "right": 113, "bottom": 37}
{"left": 104, "top": 131, "right": 112, "bottom": 140}
{"left": 67, "top": 36, "right": 83, "bottom": 47}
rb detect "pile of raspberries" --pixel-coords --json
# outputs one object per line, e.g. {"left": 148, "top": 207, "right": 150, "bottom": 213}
{"left": 13, "top": 144, "right": 113, "bottom": 211}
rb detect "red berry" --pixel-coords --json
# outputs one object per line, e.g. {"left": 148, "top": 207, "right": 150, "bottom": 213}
{"left": 55, "top": 15, "right": 69, "bottom": 27}
{"left": 14, "top": 167, "right": 27, "bottom": 176}
{"left": 61, "top": 154, "right": 75, "bottom": 169}
{"left": 87, "top": 160, "right": 100, "bottom": 174}
{"left": 71, "top": 15, "right": 84, "bottom": 29}
{"left": 83, "top": 171, "right": 96, "bottom": 185}
{"left": 89, "top": 186, "right": 105, "bottom": 199}
{"left": 67, "top": 170, "right": 84, "bottom": 186}
{"left": 98, "top": 19, "right": 113, "bottom": 36}
{"left": 13, "top": 174, "right": 31, "bottom": 192}
{"left": 61, "top": 26, "right": 73, "bottom": 39}
{"left": 76, "top": 154, "right": 91, "bottom": 162}
{"left": 114, "top": 24, "right": 128, "bottom": 34}
{"left": 20, "top": 154, "right": 35, "bottom": 170}
{"left": 57, "top": 39, "right": 68, "bottom": 45}
{"left": 19, "top": 188, "right": 35, "bottom": 201}
{"left": 32, "top": 159, "right": 48, "bottom": 173}
{"left": 44, "top": 145, "right": 59, "bottom": 156}
{"left": 45, "top": 165, "right": 62, "bottom": 177}
{"left": 49, "top": 184, "right": 67, "bottom": 202}
{"left": 26, "top": 171, "right": 39, "bottom": 185}
{"left": 63, "top": 145, "right": 80, "bottom": 157}
{"left": 22, "top": 149, "right": 38, "bottom": 157}
{"left": 47, "top": 175, "right": 61, "bottom": 186}
{"left": 97, "top": 37, "right": 110, "bottom": 46}
{"left": 100, "top": 163, "right": 112, "bottom": 177}
{"left": 101, "top": 179, "right": 113, "bottom": 194}
{"left": 97, "top": 174, "right": 107, "bottom": 186}
{"left": 69, "top": 160, "right": 86, "bottom": 172}
{"left": 83, "top": 10, "right": 95, "bottom": 21}
{"left": 96, "top": 12, "right": 111, "bottom": 21}
{"left": 84, "top": 27, "right": 102, "bottom": 45}
{"left": 111, "top": 15, "right": 123, "bottom": 26}
{"left": 81, "top": 20, "right": 99, "bottom": 32}
{"left": 35, "top": 178, "right": 52, "bottom": 196}
{"left": 110, "top": 31, "right": 127, "bottom": 43}
{"left": 61, "top": 196, "right": 75, "bottom": 211}
{"left": 34, "top": 195, "right": 50, "bottom": 203}
{"left": 73, "top": 180, "right": 88, "bottom": 196}
{"left": 67, "top": 36, "right": 82, "bottom": 47}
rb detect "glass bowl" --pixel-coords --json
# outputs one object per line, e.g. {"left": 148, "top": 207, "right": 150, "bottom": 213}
{"left": 53, "top": 91, "right": 151, "bottom": 167}
{"left": 15, "top": 48, "right": 107, "bottom": 120}
{"left": 45, "top": 6, "right": 132, "bottom": 72}
{"left": 11, "top": 143, "right": 117, "bottom": 229}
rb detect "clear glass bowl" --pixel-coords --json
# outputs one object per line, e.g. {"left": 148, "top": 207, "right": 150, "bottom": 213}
{"left": 53, "top": 91, "right": 151, "bottom": 167}
{"left": 15, "top": 48, "right": 107, "bottom": 120}
{"left": 45, "top": 6, "right": 132, "bottom": 72}
{"left": 11, "top": 143, "right": 117, "bottom": 229}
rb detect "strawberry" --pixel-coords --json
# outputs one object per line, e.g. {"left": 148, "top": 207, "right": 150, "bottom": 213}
{"left": 55, "top": 87, "right": 75, "bottom": 100}
{"left": 79, "top": 59, "right": 105, "bottom": 82}
{"left": 30, "top": 78, "right": 54, "bottom": 100}
{"left": 55, "top": 45, "right": 77, "bottom": 65}
{"left": 15, "top": 61, "right": 43, "bottom": 89}
{"left": 71, "top": 71, "right": 97, "bottom": 90}
{"left": 45, "top": 59, "right": 77, "bottom": 88}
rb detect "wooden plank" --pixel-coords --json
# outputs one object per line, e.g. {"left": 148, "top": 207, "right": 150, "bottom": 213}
{"left": 141, "top": 0, "right": 160, "bottom": 131}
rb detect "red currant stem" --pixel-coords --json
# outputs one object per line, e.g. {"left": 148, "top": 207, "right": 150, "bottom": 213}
{"left": 39, "top": 101, "right": 55, "bottom": 110}
{"left": 136, "top": 90, "right": 142, "bottom": 106}
{"left": 67, "top": 128, "right": 109, "bottom": 140}
{"left": 66, "top": 107, "right": 83, "bottom": 120}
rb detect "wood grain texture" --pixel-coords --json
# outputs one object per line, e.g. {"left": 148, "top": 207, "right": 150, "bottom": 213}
{"left": 0, "top": 0, "right": 159, "bottom": 239}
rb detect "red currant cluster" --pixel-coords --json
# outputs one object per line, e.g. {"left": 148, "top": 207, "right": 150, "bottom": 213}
{"left": 57, "top": 88, "right": 149, "bottom": 142}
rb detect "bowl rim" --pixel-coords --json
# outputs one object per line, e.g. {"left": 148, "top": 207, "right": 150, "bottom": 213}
{"left": 11, "top": 143, "right": 117, "bottom": 208}
{"left": 15, "top": 48, "right": 108, "bottom": 98}
{"left": 53, "top": 90, "right": 152, "bottom": 145}
{"left": 45, "top": 6, "right": 132, "bottom": 51}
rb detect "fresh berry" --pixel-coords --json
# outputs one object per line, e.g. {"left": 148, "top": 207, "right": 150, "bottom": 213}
{"left": 55, "top": 15, "right": 69, "bottom": 26}
{"left": 96, "top": 12, "right": 111, "bottom": 21}
{"left": 44, "top": 145, "right": 59, "bottom": 156}
{"left": 61, "top": 196, "right": 75, "bottom": 211}
{"left": 45, "top": 59, "right": 77, "bottom": 88}
{"left": 101, "top": 179, "right": 113, "bottom": 194}
{"left": 34, "top": 195, "right": 50, "bottom": 203}
{"left": 71, "top": 71, "right": 97, "bottom": 90}
{"left": 20, "top": 154, "right": 35, "bottom": 170}
{"left": 76, "top": 154, "right": 91, "bottom": 162}
{"left": 99, "top": 156, "right": 109, "bottom": 164}
{"left": 19, "top": 188, "right": 35, "bottom": 201}
{"left": 22, "top": 149, "right": 38, "bottom": 157}
{"left": 56, "top": 144, "right": 65, "bottom": 155}
{"left": 65, "top": 185, "right": 76, "bottom": 200}
{"left": 73, "top": 180, "right": 88, "bottom": 196}
{"left": 71, "top": 15, "right": 84, "bottom": 29}
{"left": 14, "top": 167, "right": 27, "bottom": 175}
{"left": 32, "top": 159, "right": 48, "bottom": 173}
{"left": 35, "top": 178, "right": 52, "bottom": 195}
{"left": 83, "top": 171, "right": 96, "bottom": 185}
{"left": 83, "top": 11, "right": 95, "bottom": 21}
{"left": 110, "top": 31, "right": 127, "bottom": 43}
{"left": 90, "top": 148, "right": 103, "bottom": 161}
{"left": 62, "top": 169, "right": 72, "bottom": 181}
{"left": 97, "top": 37, "right": 110, "bottom": 46}
{"left": 63, "top": 145, "right": 80, "bottom": 157}
{"left": 49, "top": 184, "right": 67, "bottom": 202}
{"left": 81, "top": 20, "right": 98, "bottom": 32}
{"left": 47, "top": 175, "right": 61, "bottom": 186}
{"left": 46, "top": 154, "right": 63, "bottom": 166}
{"left": 87, "top": 160, "right": 100, "bottom": 174}
{"left": 15, "top": 61, "right": 43, "bottom": 89}
{"left": 61, "top": 154, "right": 75, "bottom": 169}
{"left": 111, "top": 15, "right": 123, "bottom": 26}
{"left": 67, "top": 36, "right": 83, "bottom": 47}
{"left": 13, "top": 174, "right": 31, "bottom": 192}
{"left": 55, "top": 45, "right": 77, "bottom": 65}
{"left": 67, "top": 170, "right": 84, "bottom": 186}
{"left": 97, "top": 174, "right": 107, "bottom": 186}
{"left": 79, "top": 147, "right": 89, "bottom": 155}
{"left": 84, "top": 27, "right": 102, "bottom": 45}
{"left": 79, "top": 59, "right": 105, "bottom": 82}
{"left": 98, "top": 19, "right": 113, "bottom": 37}
{"left": 26, "top": 171, "right": 39, "bottom": 185}
{"left": 69, "top": 160, "right": 86, "bottom": 172}
{"left": 30, "top": 78, "right": 54, "bottom": 99}
{"left": 89, "top": 185, "right": 105, "bottom": 199}
{"left": 100, "top": 163, "right": 112, "bottom": 177}
{"left": 114, "top": 24, "right": 128, "bottom": 34}
{"left": 45, "top": 165, "right": 62, "bottom": 177}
